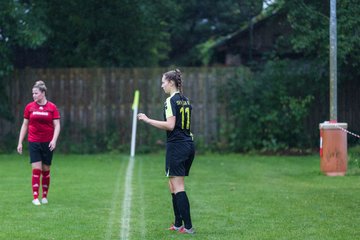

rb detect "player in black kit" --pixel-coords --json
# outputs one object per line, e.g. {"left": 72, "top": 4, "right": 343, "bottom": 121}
{"left": 138, "top": 69, "right": 195, "bottom": 234}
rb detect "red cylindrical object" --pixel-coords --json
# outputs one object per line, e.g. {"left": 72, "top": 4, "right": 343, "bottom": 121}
{"left": 319, "top": 122, "right": 348, "bottom": 176}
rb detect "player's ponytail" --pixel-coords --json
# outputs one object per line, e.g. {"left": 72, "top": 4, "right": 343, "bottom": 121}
{"left": 174, "top": 69, "right": 183, "bottom": 96}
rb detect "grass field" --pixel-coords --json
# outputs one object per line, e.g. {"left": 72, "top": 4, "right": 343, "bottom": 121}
{"left": 0, "top": 152, "right": 359, "bottom": 240}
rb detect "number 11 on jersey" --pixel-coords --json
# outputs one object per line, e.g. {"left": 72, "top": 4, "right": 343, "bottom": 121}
{"left": 180, "top": 106, "right": 190, "bottom": 130}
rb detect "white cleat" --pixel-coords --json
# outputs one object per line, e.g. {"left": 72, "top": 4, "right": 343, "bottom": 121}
{"left": 32, "top": 199, "right": 41, "bottom": 206}
{"left": 41, "top": 198, "right": 48, "bottom": 204}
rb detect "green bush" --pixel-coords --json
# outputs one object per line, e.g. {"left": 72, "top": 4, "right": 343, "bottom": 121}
{"left": 347, "top": 146, "right": 360, "bottom": 176}
{"left": 218, "top": 59, "right": 326, "bottom": 152}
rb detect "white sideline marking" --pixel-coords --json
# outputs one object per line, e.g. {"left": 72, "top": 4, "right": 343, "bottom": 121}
{"left": 120, "top": 156, "right": 135, "bottom": 240}
{"left": 105, "top": 164, "right": 123, "bottom": 240}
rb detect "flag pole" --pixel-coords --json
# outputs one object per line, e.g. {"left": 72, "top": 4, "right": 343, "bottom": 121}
{"left": 130, "top": 90, "right": 139, "bottom": 158}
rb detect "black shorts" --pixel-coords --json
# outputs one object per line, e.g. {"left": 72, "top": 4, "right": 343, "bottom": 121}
{"left": 28, "top": 142, "right": 54, "bottom": 165}
{"left": 165, "top": 141, "right": 195, "bottom": 177}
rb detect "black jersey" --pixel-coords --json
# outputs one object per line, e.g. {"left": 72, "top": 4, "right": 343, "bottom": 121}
{"left": 163, "top": 92, "right": 193, "bottom": 142}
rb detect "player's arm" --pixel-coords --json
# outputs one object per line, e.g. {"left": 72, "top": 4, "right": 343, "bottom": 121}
{"left": 138, "top": 113, "right": 175, "bottom": 131}
{"left": 17, "top": 119, "right": 29, "bottom": 154}
{"left": 49, "top": 119, "right": 61, "bottom": 151}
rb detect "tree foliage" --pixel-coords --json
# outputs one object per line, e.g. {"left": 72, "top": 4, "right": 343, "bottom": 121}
{"left": 0, "top": 0, "right": 48, "bottom": 120}
{"left": 42, "top": 0, "right": 175, "bottom": 67}
{"left": 0, "top": 0, "right": 48, "bottom": 74}
{"left": 2, "top": 1, "right": 359, "bottom": 69}
{"left": 2, "top": 0, "right": 266, "bottom": 68}
{"left": 285, "top": 0, "right": 360, "bottom": 76}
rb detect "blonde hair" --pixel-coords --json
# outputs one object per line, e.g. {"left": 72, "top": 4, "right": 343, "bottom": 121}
{"left": 33, "top": 80, "right": 47, "bottom": 93}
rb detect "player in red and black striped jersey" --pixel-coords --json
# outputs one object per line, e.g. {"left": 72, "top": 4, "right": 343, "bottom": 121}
{"left": 138, "top": 69, "right": 195, "bottom": 234}
{"left": 17, "top": 80, "right": 61, "bottom": 206}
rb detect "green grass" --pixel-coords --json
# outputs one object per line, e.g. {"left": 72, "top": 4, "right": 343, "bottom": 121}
{"left": 0, "top": 153, "right": 359, "bottom": 239}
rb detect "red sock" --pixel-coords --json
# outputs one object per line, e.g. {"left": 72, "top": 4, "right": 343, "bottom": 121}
{"left": 32, "top": 169, "right": 42, "bottom": 200}
{"left": 42, "top": 170, "right": 50, "bottom": 199}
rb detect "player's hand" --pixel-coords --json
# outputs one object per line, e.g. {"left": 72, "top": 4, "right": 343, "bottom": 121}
{"left": 49, "top": 140, "right": 57, "bottom": 151}
{"left": 137, "top": 113, "right": 149, "bottom": 122}
{"left": 17, "top": 144, "right": 23, "bottom": 154}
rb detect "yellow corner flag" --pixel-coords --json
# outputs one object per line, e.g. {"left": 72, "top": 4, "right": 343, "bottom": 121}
{"left": 132, "top": 90, "right": 140, "bottom": 110}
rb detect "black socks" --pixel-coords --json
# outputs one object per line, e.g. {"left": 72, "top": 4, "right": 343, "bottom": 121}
{"left": 175, "top": 191, "right": 192, "bottom": 229}
{"left": 171, "top": 193, "right": 183, "bottom": 227}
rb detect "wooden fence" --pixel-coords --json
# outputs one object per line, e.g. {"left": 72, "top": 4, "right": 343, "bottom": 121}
{"left": 0, "top": 67, "right": 246, "bottom": 151}
{"left": 1, "top": 67, "right": 358, "bottom": 152}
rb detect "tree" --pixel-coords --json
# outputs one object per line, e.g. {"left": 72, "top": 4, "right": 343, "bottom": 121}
{"left": 285, "top": 0, "right": 360, "bottom": 77}
{"left": 8, "top": 0, "right": 266, "bottom": 67}
{"left": 0, "top": 0, "right": 48, "bottom": 120}
{"left": 41, "top": 0, "right": 174, "bottom": 67}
